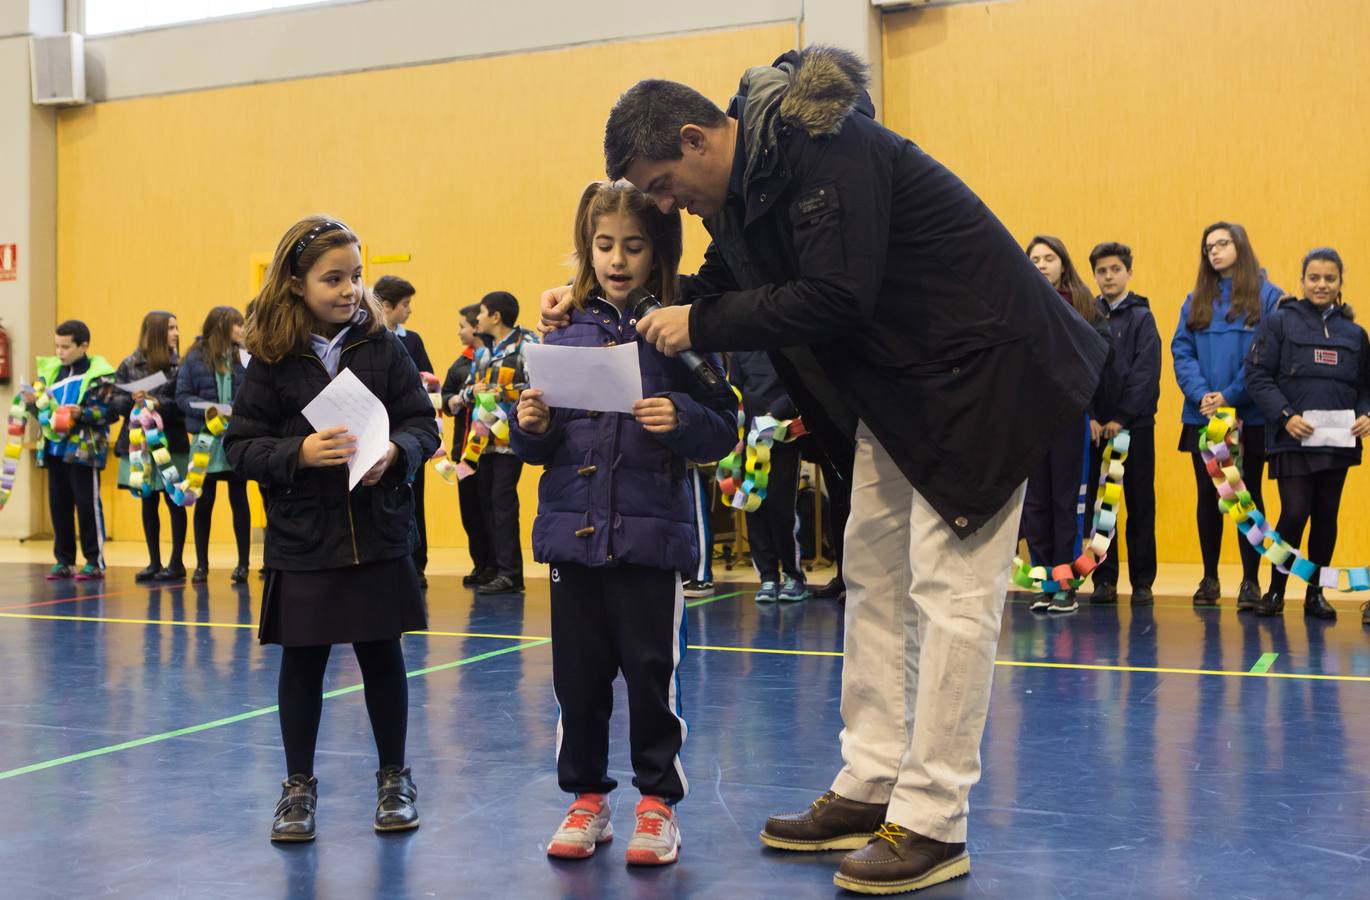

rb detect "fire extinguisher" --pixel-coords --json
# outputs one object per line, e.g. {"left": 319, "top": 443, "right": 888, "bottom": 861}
{"left": 0, "top": 319, "right": 11, "bottom": 385}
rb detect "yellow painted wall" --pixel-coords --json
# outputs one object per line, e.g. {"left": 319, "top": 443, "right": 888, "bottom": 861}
{"left": 884, "top": 0, "right": 1370, "bottom": 565}
{"left": 56, "top": 24, "right": 796, "bottom": 549}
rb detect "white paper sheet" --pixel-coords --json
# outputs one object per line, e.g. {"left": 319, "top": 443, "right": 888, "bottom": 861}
{"left": 522, "top": 342, "right": 643, "bottom": 414}
{"left": 114, "top": 371, "right": 168, "bottom": 394}
{"left": 189, "top": 400, "right": 232, "bottom": 417}
{"left": 300, "top": 367, "right": 390, "bottom": 490}
{"left": 1301, "top": 409, "right": 1357, "bottom": 448}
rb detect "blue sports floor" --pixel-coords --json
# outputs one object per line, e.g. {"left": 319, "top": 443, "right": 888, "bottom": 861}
{"left": 2, "top": 564, "right": 1369, "bottom": 898}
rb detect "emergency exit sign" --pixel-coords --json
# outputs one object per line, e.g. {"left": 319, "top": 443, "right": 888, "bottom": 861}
{"left": 0, "top": 244, "right": 15, "bottom": 282}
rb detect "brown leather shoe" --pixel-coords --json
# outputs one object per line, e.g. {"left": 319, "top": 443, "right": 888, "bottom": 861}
{"left": 833, "top": 823, "right": 969, "bottom": 895}
{"left": 760, "top": 790, "right": 886, "bottom": 851}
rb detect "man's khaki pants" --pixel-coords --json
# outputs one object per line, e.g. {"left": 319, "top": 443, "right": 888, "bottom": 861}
{"left": 830, "top": 423, "right": 1026, "bottom": 842}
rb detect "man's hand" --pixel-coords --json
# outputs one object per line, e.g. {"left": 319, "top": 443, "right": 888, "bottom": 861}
{"left": 1103, "top": 420, "right": 1123, "bottom": 440}
{"left": 633, "top": 397, "right": 679, "bottom": 434}
{"left": 360, "top": 442, "right": 399, "bottom": 486}
{"left": 538, "top": 285, "right": 575, "bottom": 336}
{"left": 637, "top": 305, "right": 693, "bottom": 357}
{"left": 516, "top": 389, "right": 551, "bottom": 435}
{"left": 1089, "top": 419, "right": 1103, "bottom": 445}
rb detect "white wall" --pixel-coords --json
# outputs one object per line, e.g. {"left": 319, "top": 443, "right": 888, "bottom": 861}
{"left": 84, "top": 0, "right": 806, "bottom": 101}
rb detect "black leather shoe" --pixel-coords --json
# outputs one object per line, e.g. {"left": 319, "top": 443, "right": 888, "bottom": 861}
{"left": 760, "top": 790, "right": 887, "bottom": 851}
{"left": 833, "top": 824, "right": 969, "bottom": 895}
{"left": 1192, "top": 577, "right": 1221, "bottom": 607}
{"left": 1130, "top": 586, "right": 1154, "bottom": 607}
{"left": 476, "top": 575, "right": 523, "bottom": 595}
{"left": 1255, "top": 589, "right": 1285, "bottom": 617}
{"left": 231, "top": 565, "right": 248, "bottom": 584}
{"left": 1089, "top": 583, "right": 1118, "bottom": 604}
{"left": 191, "top": 567, "right": 209, "bottom": 584}
{"left": 1237, "top": 579, "right": 1261, "bottom": 611}
{"left": 270, "top": 774, "right": 317, "bottom": 842}
{"left": 153, "top": 564, "right": 186, "bottom": 581}
{"left": 812, "top": 577, "right": 847, "bottom": 601}
{"left": 1305, "top": 587, "right": 1337, "bottom": 620}
{"left": 134, "top": 564, "right": 161, "bottom": 583}
{"left": 374, "top": 766, "right": 419, "bottom": 832}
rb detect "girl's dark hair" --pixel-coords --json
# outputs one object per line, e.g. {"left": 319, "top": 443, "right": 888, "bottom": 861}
{"left": 1026, "top": 235, "right": 1096, "bottom": 323}
{"left": 197, "top": 306, "right": 244, "bottom": 374}
{"left": 1186, "top": 221, "right": 1265, "bottom": 330}
{"left": 1302, "top": 247, "right": 1350, "bottom": 320}
{"left": 137, "top": 311, "right": 177, "bottom": 374}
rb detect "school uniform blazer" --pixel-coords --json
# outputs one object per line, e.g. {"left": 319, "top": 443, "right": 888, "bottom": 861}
{"left": 223, "top": 327, "right": 441, "bottom": 571}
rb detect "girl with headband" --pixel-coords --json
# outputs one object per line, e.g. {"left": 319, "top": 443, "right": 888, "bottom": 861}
{"left": 224, "top": 215, "right": 440, "bottom": 843}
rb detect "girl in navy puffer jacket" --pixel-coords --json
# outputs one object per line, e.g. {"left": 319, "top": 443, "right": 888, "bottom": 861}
{"left": 1245, "top": 248, "right": 1370, "bottom": 619}
{"left": 510, "top": 182, "right": 737, "bottom": 867}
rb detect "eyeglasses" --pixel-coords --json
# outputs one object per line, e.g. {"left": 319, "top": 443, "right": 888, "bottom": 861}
{"left": 1205, "top": 238, "right": 1233, "bottom": 253}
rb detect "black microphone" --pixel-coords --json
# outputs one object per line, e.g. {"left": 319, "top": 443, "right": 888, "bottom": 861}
{"left": 629, "top": 287, "right": 721, "bottom": 388}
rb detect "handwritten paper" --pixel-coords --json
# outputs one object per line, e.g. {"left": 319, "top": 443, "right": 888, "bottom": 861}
{"left": 115, "top": 371, "right": 168, "bottom": 394}
{"left": 523, "top": 342, "right": 642, "bottom": 414}
{"left": 300, "top": 367, "right": 390, "bottom": 490}
{"left": 1302, "top": 409, "right": 1357, "bottom": 448}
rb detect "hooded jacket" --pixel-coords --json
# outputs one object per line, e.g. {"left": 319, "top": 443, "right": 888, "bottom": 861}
{"left": 681, "top": 46, "right": 1108, "bottom": 538}
{"left": 1095, "top": 293, "right": 1162, "bottom": 429}
{"left": 1171, "top": 276, "right": 1283, "bottom": 426}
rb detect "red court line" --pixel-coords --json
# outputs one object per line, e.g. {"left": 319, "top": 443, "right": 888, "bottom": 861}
{"left": 0, "top": 582, "right": 189, "bottom": 612}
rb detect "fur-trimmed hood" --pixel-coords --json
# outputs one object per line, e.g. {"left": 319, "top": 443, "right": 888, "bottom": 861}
{"left": 730, "top": 46, "right": 873, "bottom": 190}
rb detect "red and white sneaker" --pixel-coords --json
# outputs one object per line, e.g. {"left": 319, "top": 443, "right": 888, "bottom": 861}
{"left": 546, "top": 793, "right": 613, "bottom": 859}
{"left": 625, "top": 796, "right": 680, "bottom": 866}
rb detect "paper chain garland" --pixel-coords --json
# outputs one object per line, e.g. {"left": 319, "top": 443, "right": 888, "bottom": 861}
{"left": 1010, "top": 429, "right": 1131, "bottom": 596}
{"left": 30, "top": 377, "right": 96, "bottom": 463}
{"left": 125, "top": 397, "right": 184, "bottom": 498}
{"left": 714, "top": 386, "right": 807, "bottom": 513}
{"left": 169, "top": 406, "right": 229, "bottom": 506}
{"left": 455, "top": 373, "right": 515, "bottom": 481}
{"left": 0, "top": 394, "right": 27, "bottom": 510}
{"left": 1200, "top": 407, "right": 1370, "bottom": 592}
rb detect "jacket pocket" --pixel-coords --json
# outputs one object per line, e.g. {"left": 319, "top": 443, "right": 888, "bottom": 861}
{"left": 268, "top": 489, "right": 324, "bottom": 555}
{"left": 369, "top": 482, "right": 415, "bottom": 545}
{"left": 1288, "top": 334, "right": 1359, "bottom": 382}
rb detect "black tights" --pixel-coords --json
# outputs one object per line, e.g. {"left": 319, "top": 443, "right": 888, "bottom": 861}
{"left": 1269, "top": 468, "right": 1349, "bottom": 594}
{"left": 278, "top": 638, "right": 409, "bottom": 777}
{"left": 193, "top": 473, "right": 250, "bottom": 570}
{"left": 141, "top": 492, "right": 186, "bottom": 570}
{"left": 1189, "top": 424, "right": 1267, "bottom": 582}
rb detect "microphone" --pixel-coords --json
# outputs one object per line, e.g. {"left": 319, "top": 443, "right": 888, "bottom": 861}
{"left": 629, "top": 287, "right": 722, "bottom": 388}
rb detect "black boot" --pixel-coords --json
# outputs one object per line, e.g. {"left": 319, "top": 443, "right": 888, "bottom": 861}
{"left": 1236, "top": 580, "right": 1261, "bottom": 611}
{"left": 270, "top": 774, "right": 317, "bottom": 842}
{"left": 374, "top": 766, "right": 419, "bottom": 832}
{"left": 1304, "top": 586, "right": 1337, "bottom": 620}
{"left": 1255, "top": 589, "right": 1285, "bottom": 617}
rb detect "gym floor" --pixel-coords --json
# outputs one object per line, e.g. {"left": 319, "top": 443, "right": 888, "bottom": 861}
{"left": 2, "top": 553, "right": 1368, "bottom": 898}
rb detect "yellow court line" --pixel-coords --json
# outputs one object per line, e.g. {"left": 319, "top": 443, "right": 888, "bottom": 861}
{"left": 8, "top": 610, "right": 1370, "bottom": 683}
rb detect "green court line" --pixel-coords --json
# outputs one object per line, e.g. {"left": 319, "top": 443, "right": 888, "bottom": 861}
{"left": 0, "top": 638, "right": 549, "bottom": 782}
{"left": 686, "top": 590, "right": 743, "bottom": 609}
{"left": 1249, "top": 652, "right": 1279, "bottom": 674}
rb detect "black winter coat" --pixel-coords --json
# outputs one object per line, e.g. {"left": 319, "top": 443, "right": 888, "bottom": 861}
{"left": 1095, "top": 293, "right": 1161, "bottom": 429}
{"left": 682, "top": 47, "right": 1108, "bottom": 538}
{"left": 176, "top": 341, "right": 247, "bottom": 433}
{"left": 223, "top": 326, "right": 442, "bottom": 571}
{"left": 729, "top": 351, "right": 797, "bottom": 424}
{"left": 1246, "top": 298, "right": 1370, "bottom": 463}
{"left": 109, "top": 350, "right": 188, "bottom": 456}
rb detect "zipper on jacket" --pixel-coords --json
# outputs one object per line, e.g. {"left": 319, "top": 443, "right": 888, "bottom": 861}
{"left": 305, "top": 349, "right": 364, "bottom": 565}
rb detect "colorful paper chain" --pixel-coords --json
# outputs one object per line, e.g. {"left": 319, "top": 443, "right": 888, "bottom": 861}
{"left": 29, "top": 377, "right": 99, "bottom": 463}
{"left": 1010, "top": 429, "right": 1131, "bottom": 595}
{"left": 715, "top": 386, "right": 807, "bottom": 513}
{"left": 1200, "top": 407, "right": 1370, "bottom": 591}
{"left": 0, "top": 394, "right": 28, "bottom": 510}
{"left": 170, "top": 406, "right": 229, "bottom": 506}
{"left": 125, "top": 397, "right": 184, "bottom": 498}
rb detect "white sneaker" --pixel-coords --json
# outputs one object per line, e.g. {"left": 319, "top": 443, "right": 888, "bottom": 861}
{"left": 546, "top": 793, "right": 613, "bottom": 859}
{"left": 625, "top": 796, "right": 681, "bottom": 866}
